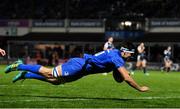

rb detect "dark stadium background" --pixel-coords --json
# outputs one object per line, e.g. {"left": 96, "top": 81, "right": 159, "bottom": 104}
{"left": 0, "top": 0, "right": 179, "bottom": 70}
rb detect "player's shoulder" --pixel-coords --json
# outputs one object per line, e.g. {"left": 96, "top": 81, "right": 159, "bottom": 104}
{"left": 110, "top": 48, "right": 119, "bottom": 52}
{"left": 105, "top": 49, "right": 117, "bottom": 55}
{"left": 111, "top": 49, "right": 121, "bottom": 54}
{"left": 108, "top": 49, "right": 122, "bottom": 58}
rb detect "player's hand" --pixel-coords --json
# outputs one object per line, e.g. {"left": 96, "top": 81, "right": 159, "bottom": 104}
{"left": 0, "top": 48, "right": 6, "bottom": 56}
{"left": 139, "top": 86, "right": 149, "bottom": 92}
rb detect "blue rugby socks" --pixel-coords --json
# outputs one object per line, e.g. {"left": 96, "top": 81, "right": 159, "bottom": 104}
{"left": 18, "top": 64, "right": 41, "bottom": 73}
{"left": 24, "top": 72, "right": 46, "bottom": 80}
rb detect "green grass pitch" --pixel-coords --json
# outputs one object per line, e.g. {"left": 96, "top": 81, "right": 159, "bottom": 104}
{"left": 0, "top": 65, "right": 180, "bottom": 108}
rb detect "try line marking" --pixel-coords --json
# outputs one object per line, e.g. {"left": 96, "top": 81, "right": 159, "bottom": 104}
{"left": 0, "top": 96, "right": 180, "bottom": 103}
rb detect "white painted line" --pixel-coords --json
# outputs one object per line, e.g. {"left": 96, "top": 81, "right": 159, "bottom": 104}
{"left": 0, "top": 98, "right": 90, "bottom": 103}
{"left": 0, "top": 84, "right": 65, "bottom": 87}
{"left": 0, "top": 96, "right": 180, "bottom": 103}
{"left": 123, "top": 96, "right": 180, "bottom": 100}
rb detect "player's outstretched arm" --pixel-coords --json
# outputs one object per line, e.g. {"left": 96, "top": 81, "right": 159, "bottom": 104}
{"left": 118, "top": 67, "right": 149, "bottom": 92}
{"left": 0, "top": 48, "right": 6, "bottom": 56}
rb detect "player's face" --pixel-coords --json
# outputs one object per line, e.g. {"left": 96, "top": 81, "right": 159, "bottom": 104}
{"left": 108, "top": 37, "right": 113, "bottom": 42}
{"left": 168, "top": 46, "right": 171, "bottom": 51}
{"left": 140, "top": 43, "right": 144, "bottom": 47}
{"left": 122, "top": 52, "right": 132, "bottom": 58}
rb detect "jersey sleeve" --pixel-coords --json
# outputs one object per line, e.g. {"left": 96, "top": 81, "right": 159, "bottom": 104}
{"left": 111, "top": 56, "right": 125, "bottom": 68}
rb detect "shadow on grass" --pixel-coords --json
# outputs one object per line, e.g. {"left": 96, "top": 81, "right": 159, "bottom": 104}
{"left": 0, "top": 94, "right": 135, "bottom": 101}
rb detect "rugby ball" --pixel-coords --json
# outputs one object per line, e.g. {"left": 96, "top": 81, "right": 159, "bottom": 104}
{"left": 113, "top": 69, "right": 124, "bottom": 83}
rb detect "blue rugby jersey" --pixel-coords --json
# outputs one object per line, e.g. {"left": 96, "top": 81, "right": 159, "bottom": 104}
{"left": 83, "top": 49, "right": 125, "bottom": 74}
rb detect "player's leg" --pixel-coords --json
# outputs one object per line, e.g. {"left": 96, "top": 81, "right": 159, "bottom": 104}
{"left": 13, "top": 71, "right": 61, "bottom": 85}
{"left": 161, "top": 60, "right": 166, "bottom": 72}
{"left": 142, "top": 59, "right": 148, "bottom": 75}
{"left": 130, "top": 61, "right": 141, "bottom": 75}
{"left": 5, "top": 61, "right": 42, "bottom": 74}
{"left": 11, "top": 65, "right": 66, "bottom": 85}
{"left": 165, "top": 62, "right": 169, "bottom": 72}
{"left": 43, "top": 58, "right": 86, "bottom": 84}
{"left": 5, "top": 60, "right": 61, "bottom": 82}
{"left": 144, "top": 61, "right": 149, "bottom": 75}
{"left": 10, "top": 58, "right": 86, "bottom": 84}
{"left": 136, "top": 61, "right": 141, "bottom": 69}
{"left": 5, "top": 60, "right": 62, "bottom": 84}
{"left": 164, "top": 60, "right": 170, "bottom": 72}
{"left": 166, "top": 60, "right": 172, "bottom": 72}
{"left": 130, "top": 56, "right": 139, "bottom": 75}
{"left": 5, "top": 61, "right": 55, "bottom": 77}
{"left": 130, "top": 64, "right": 135, "bottom": 75}
{"left": 13, "top": 71, "right": 46, "bottom": 83}
{"left": 136, "top": 55, "right": 142, "bottom": 70}
{"left": 5, "top": 60, "right": 23, "bottom": 73}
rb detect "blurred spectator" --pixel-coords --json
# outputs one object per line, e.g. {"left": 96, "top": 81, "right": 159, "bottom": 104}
{"left": 131, "top": 42, "right": 149, "bottom": 75}
{"left": 84, "top": 44, "right": 94, "bottom": 54}
{"left": 103, "top": 36, "right": 114, "bottom": 50}
{"left": 102, "top": 36, "right": 114, "bottom": 75}
{"left": 35, "top": 50, "right": 43, "bottom": 64}
{"left": 162, "top": 46, "right": 173, "bottom": 72}
{"left": 0, "top": 48, "right": 6, "bottom": 56}
{"left": 52, "top": 51, "right": 59, "bottom": 66}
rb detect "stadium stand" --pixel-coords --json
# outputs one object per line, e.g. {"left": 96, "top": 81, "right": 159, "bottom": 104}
{"left": 0, "top": 0, "right": 179, "bottom": 71}
{"left": 0, "top": 0, "right": 180, "bottom": 19}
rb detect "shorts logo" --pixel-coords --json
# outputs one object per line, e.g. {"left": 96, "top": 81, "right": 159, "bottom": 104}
{"left": 64, "top": 71, "right": 69, "bottom": 76}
